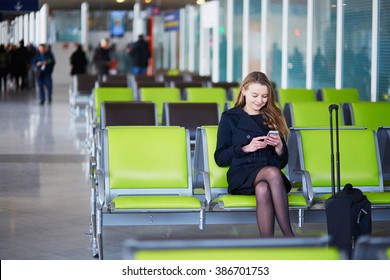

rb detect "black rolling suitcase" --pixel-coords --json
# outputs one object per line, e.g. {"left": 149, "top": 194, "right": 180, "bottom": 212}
{"left": 325, "top": 104, "right": 372, "bottom": 259}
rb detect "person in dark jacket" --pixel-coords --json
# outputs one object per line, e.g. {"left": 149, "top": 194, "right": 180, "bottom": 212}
{"left": 0, "top": 44, "right": 8, "bottom": 93}
{"left": 15, "top": 39, "right": 30, "bottom": 90}
{"left": 92, "top": 38, "right": 110, "bottom": 81}
{"left": 70, "top": 44, "right": 88, "bottom": 75}
{"left": 214, "top": 71, "right": 294, "bottom": 237}
{"left": 130, "top": 34, "right": 150, "bottom": 76}
{"left": 32, "top": 44, "right": 56, "bottom": 105}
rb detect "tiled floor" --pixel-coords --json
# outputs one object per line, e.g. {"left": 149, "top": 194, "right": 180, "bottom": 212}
{"left": 0, "top": 84, "right": 389, "bottom": 260}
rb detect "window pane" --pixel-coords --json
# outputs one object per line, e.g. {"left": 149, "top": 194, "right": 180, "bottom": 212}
{"left": 287, "top": 0, "right": 307, "bottom": 88}
{"left": 248, "top": 0, "right": 261, "bottom": 73}
{"left": 219, "top": 0, "right": 228, "bottom": 81}
{"left": 312, "top": 0, "right": 337, "bottom": 90}
{"left": 343, "top": 0, "right": 372, "bottom": 101}
{"left": 267, "top": 0, "right": 283, "bottom": 88}
{"left": 55, "top": 10, "right": 81, "bottom": 42}
{"left": 379, "top": 0, "right": 390, "bottom": 101}
{"left": 233, "top": 0, "right": 243, "bottom": 82}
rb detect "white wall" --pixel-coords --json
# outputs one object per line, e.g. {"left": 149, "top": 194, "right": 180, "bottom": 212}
{"left": 51, "top": 32, "right": 134, "bottom": 86}
{"left": 51, "top": 42, "right": 77, "bottom": 86}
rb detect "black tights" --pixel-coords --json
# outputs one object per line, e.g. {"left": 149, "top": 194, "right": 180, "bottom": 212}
{"left": 253, "top": 166, "right": 294, "bottom": 237}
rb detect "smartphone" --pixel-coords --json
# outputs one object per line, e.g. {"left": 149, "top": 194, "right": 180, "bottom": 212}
{"left": 267, "top": 130, "right": 279, "bottom": 137}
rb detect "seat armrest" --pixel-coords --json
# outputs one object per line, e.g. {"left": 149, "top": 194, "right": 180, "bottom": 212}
{"left": 294, "top": 169, "right": 314, "bottom": 203}
{"left": 198, "top": 170, "right": 211, "bottom": 206}
{"left": 89, "top": 156, "right": 97, "bottom": 181}
{"left": 96, "top": 169, "right": 106, "bottom": 210}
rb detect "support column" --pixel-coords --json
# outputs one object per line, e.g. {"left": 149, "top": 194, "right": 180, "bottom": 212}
{"left": 81, "top": 2, "right": 89, "bottom": 50}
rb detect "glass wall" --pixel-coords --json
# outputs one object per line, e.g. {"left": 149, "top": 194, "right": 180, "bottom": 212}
{"left": 343, "top": 0, "right": 372, "bottom": 101}
{"left": 312, "top": 0, "right": 337, "bottom": 90}
{"left": 248, "top": 0, "right": 262, "bottom": 73}
{"left": 55, "top": 10, "right": 81, "bottom": 42}
{"left": 379, "top": 0, "right": 390, "bottom": 101}
{"left": 267, "top": 0, "right": 283, "bottom": 87}
{"left": 152, "top": 14, "right": 164, "bottom": 70}
{"left": 218, "top": 0, "right": 228, "bottom": 81}
{"left": 194, "top": 8, "right": 200, "bottom": 74}
{"left": 233, "top": 0, "right": 243, "bottom": 82}
{"left": 287, "top": 0, "right": 307, "bottom": 88}
{"left": 36, "top": 0, "right": 390, "bottom": 100}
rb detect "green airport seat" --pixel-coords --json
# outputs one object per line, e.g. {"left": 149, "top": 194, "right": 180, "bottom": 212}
{"left": 295, "top": 129, "right": 390, "bottom": 208}
{"left": 318, "top": 88, "right": 360, "bottom": 103}
{"left": 193, "top": 126, "right": 310, "bottom": 228}
{"left": 353, "top": 235, "right": 390, "bottom": 260}
{"left": 184, "top": 87, "right": 227, "bottom": 114}
{"left": 284, "top": 101, "right": 345, "bottom": 128}
{"left": 93, "top": 87, "right": 134, "bottom": 123}
{"left": 85, "top": 87, "right": 134, "bottom": 159}
{"left": 277, "top": 88, "right": 316, "bottom": 110}
{"left": 346, "top": 101, "right": 390, "bottom": 187}
{"left": 139, "top": 87, "right": 181, "bottom": 124}
{"left": 91, "top": 126, "right": 204, "bottom": 259}
{"left": 162, "top": 102, "right": 219, "bottom": 144}
{"left": 123, "top": 236, "right": 343, "bottom": 260}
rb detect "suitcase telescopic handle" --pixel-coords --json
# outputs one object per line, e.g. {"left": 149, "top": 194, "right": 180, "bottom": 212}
{"left": 329, "top": 104, "right": 340, "bottom": 195}
{"left": 328, "top": 104, "right": 339, "bottom": 112}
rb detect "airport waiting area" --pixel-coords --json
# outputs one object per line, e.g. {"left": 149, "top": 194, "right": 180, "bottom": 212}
{"left": 1, "top": 71, "right": 390, "bottom": 260}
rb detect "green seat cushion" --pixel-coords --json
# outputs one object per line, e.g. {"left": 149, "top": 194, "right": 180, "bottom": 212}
{"left": 364, "top": 192, "right": 390, "bottom": 204}
{"left": 134, "top": 247, "right": 341, "bottom": 260}
{"left": 112, "top": 195, "right": 202, "bottom": 209}
{"left": 315, "top": 192, "right": 390, "bottom": 205}
{"left": 212, "top": 193, "right": 307, "bottom": 208}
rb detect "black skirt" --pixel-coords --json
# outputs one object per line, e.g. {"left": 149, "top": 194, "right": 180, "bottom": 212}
{"left": 228, "top": 166, "right": 292, "bottom": 195}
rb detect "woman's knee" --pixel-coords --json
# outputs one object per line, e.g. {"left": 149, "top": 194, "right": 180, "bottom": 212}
{"left": 263, "top": 166, "right": 281, "bottom": 178}
{"left": 254, "top": 182, "right": 271, "bottom": 201}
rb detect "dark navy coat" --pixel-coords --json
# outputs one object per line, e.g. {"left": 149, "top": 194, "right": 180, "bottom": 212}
{"left": 214, "top": 106, "right": 290, "bottom": 194}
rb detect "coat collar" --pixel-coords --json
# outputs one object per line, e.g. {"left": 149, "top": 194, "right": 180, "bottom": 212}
{"left": 225, "top": 106, "right": 267, "bottom": 134}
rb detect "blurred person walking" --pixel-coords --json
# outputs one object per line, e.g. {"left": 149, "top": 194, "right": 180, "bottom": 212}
{"left": 15, "top": 40, "right": 30, "bottom": 90}
{"left": 130, "top": 34, "right": 150, "bottom": 76}
{"left": 32, "top": 44, "right": 56, "bottom": 105}
{"left": 0, "top": 44, "right": 9, "bottom": 93}
{"left": 92, "top": 38, "right": 110, "bottom": 81}
{"left": 70, "top": 44, "right": 88, "bottom": 76}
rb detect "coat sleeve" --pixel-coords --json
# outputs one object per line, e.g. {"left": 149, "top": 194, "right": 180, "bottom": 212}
{"left": 214, "top": 113, "right": 246, "bottom": 167}
{"left": 269, "top": 138, "right": 288, "bottom": 169}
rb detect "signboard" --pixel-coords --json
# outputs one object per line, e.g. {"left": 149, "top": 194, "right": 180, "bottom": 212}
{"left": 109, "top": 11, "right": 126, "bottom": 37}
{"left": 164, "top": 10, "right": 180, "bottom": 32}
{"left": 0, "top": 0, "right": 39, "bottom": 12}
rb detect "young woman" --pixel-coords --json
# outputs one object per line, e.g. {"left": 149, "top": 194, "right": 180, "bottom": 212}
{"left": 214, "top": 71, "right": 294, "bottom": 237}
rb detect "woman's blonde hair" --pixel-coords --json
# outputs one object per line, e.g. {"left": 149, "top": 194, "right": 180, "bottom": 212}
{"left": 235, "top": 71, "right": 289, "bottom": 139}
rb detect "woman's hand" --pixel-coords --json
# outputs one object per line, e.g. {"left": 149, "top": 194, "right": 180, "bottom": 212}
{"left": 242, "top": 136, "right": 268, "bottom": 153}
{"left": 264, "top": 134, "right": 284, "bottom": 155}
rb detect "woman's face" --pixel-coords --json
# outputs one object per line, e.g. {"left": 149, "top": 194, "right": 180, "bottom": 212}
{"left": 242, "top": 83, "right": 269, "bottom": 115}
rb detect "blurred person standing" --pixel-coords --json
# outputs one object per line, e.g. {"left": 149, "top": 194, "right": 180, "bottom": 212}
{"left": 92, "top": 38, "right": 110, "bottom": 80}
{"left": 32, "top": 44, "right": 56, "bottom": 105}
{"left": 130, "top": 34, "right": 150, "bottom": 76}
{"left": 0, "top": 44, "right": 9, "bottom": 93}
{"left": 70, "top": 43, "right": 88, "bottom": 76}
{"left": 26, "top": 42, "right": 37, "bottom": 88}
{"left": 15, "top": 39, "right": 30, "bottom": 90}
